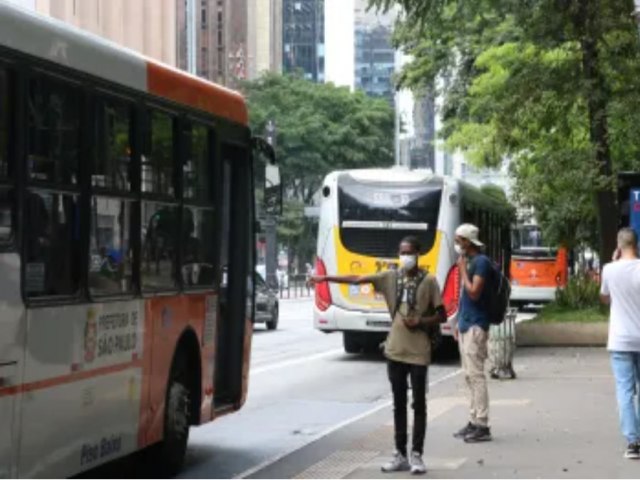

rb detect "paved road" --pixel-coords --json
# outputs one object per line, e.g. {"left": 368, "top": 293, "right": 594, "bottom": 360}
{"left": 180, "top": 299, "right": 536, "bottom": 479}
{"left": 79, "top": 297, "right": 536, "bottom": 478}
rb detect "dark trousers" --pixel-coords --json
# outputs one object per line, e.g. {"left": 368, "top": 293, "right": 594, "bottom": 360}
{"left": 387, "top": 359, "right": 428, "bottom": 456}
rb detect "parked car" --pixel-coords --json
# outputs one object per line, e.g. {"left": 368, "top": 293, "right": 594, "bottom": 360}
{"left": 254, "top": 271, "right": 279, "bottom": 330}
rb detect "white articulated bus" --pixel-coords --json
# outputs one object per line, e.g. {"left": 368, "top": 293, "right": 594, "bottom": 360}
{"left": 313, "top": 168, "right": 512, "bottom": 354}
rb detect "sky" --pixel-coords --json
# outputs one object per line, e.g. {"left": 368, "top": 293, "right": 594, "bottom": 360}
{"left": 324, "top": 0, "right": 355, "bottom": 89}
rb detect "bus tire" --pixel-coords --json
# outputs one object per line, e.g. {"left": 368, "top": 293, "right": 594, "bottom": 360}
{"left": 343, "top": 332, "right": 361, "bottom": 354}
{"left": 155, "top": 352, "right": 193, "bottom": 477}
{"left": 266, "top": 303, "right": 279, "bottom": 330}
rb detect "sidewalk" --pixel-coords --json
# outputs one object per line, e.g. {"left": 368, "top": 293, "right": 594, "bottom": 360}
{"left": 248, "top": 347, "right": 638, "bottom": 479}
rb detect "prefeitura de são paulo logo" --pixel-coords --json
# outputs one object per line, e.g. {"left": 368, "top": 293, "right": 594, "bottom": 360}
{"left": 84, "top": 308, "right": 98, "bottom": 363}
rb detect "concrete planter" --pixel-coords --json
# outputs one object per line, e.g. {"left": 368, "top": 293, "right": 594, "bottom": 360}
{"left": 516, "top": 321, "right": 608, "bottom": 347}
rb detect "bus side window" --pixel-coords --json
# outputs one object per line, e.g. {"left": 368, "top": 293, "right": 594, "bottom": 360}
{"left": 141, "top": 109, "right": 179, "bottom": 292}
{"left": 88, "top": 97, "right": 134, "bottom": 297}
{"left": 25, "top": 74, "right": 81, "bottom": 298}
{"left": 0, "top": 67, "right": 14, "bottom": 247}
{"left": 182, "top": 122, "right": 215, "bottom": 288}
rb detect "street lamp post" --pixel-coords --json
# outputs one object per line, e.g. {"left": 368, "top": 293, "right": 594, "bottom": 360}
{"left": 264, "top": 120, "right": 279, "bottom": 289}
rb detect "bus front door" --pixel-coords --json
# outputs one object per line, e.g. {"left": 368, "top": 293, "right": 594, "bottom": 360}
{"left": 214, "top": 145, "right": 251, "bottom": 411}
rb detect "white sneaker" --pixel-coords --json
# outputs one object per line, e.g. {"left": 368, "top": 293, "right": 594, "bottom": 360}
{"left": 381, "top": 452, "right": 410, "bottom": 473}
{"left": 410, "top": 451, "right": 427, "bottom": 475}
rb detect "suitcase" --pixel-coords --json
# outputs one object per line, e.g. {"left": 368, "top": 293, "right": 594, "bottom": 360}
{"left": 488, "top": 307, "right": 517, "bottom": 380}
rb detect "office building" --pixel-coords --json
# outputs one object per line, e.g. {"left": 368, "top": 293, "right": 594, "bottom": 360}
{"left": 353, "top": 0, "right": 395, "bottom": 102}
{"left": 410, "top": 91, "right": 436, "bottom": 170}
{"left": 283, "top": 0, "right": 325, "bottom": 82}
{"left": 34, "top": 0, "right": 177, "bottom": 67}
{"left": 178, "top": 0, "right": 282, "bottom": 86}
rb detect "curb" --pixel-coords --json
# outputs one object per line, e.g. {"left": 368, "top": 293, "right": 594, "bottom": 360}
{"left": 516, "top": 321, "right": 608, "bottom": 347}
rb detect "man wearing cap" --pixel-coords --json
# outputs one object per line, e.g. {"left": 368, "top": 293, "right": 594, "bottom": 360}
{"left": 453, "top": 223, "right": 493, "bottom": 443}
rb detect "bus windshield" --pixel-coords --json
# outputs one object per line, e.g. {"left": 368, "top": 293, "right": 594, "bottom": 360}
{"left": 338, "top": 176, "right": 442, "bottom": 257}
{"left": 512, "top": 226, "right": 556, "bottom": 256}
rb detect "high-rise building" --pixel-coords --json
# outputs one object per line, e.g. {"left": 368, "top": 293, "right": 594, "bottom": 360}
{"left": 33, "top": 0, "right": 177, "bottom": 67}
{"left": 410, "top": 91, "right": 436, "bottom": 170}
{"left": 177, "top": 0, "right": 240, "bottom": 86}
{"left": 283, "top": 0, "right": 325, "bottom": 82}
{"left": 354, "top": 0, "right": 394, "bottom": 102}
{"left": 177, "top": 0, "right": 282, "bottom": 87}
{"left": 248, "top": 0, "right": 283, "bottom": 79}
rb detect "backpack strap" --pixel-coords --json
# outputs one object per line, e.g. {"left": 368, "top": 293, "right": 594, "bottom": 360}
{"left": 392, "top": 269, "right": 426, "bottom": 320}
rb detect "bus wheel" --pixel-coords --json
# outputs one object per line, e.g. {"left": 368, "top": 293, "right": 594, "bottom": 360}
{"left": 157, "top": 354, "right": 192, "bottom": 477}
{"left": 343, "top": 332, "right": 361, "bottom": 354}
{"left": 266, "top": 303, "right": 279, "bottom": 330}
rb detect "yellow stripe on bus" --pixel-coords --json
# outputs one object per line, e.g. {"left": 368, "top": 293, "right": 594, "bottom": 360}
{"left": 333, "top": 227, "right": 443, "bottom": 308}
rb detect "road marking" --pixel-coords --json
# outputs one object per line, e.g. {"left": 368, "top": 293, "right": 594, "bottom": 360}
{"left": 251, "top": 348, "right": 345, "bottom": 376}
{"left": 234, "top": 368, "right": 463, "bottom": 479}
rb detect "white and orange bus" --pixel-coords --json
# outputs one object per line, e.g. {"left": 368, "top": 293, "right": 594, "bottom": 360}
{"left": 510, "top": 224, "right": 568, "bottom": 307}
{"left": 0, "top": 3, "right": 280, "bottom": 478}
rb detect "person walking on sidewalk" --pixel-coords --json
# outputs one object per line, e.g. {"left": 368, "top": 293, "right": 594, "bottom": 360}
{"left": 311, "top": 236, "right": 446, "bottom": 475}
{"left": 453, "top": 224, "right": 493, "bottom": 443}
{"left": 600, "top": 227, "right": 640, "bottom": 459}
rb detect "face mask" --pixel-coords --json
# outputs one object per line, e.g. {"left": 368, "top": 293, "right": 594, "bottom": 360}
{"left": 399, "top": 254, "right": 418, "bottom": 271}
{"left": 454, "top": 244, "right": 464, "bottom": 256}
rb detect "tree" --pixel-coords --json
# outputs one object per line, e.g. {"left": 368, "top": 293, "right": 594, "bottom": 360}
{"left": 369, "top": 0, "right": 640, "bottom": 258}
{"left": 242, "top": 73, "right": 395, "bottom": 267}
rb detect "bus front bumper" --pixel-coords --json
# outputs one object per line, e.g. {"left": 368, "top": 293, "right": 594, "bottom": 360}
{"left": 313, "top": 304, "right": 455, "bottom": 337}
{"left": 511, "top": 285, "right": 557, "bottom": 303}
{"left": 314, "top": 304, "right": 392, "bottom": 332}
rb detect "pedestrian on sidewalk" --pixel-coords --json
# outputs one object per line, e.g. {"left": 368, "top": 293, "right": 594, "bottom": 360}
{"left": 310, "top": 236, "right": 446, "bottom": 475}
{"left": 453, "top": 224, "right": 493, "bottom": 443}
{"left": 600, "top": 227, "right": 640, "bottom": 460}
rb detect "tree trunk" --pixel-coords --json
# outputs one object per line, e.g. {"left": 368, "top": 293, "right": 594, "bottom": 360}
{"left": 578, "top": 0, "right": 618, "bottom": 265}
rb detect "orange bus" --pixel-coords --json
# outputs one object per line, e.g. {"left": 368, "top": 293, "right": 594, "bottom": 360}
{"left": 0, "top": 3, "right": 280, "bottom": 478}
{"left": 510, "top": 225, "right": 568, "bottom": 307}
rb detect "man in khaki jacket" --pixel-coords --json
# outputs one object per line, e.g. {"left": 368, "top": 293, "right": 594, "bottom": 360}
{"left": 311, "top": 236, "right": 446, "bottom": 475}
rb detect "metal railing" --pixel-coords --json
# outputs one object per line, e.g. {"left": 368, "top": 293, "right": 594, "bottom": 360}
{"left": 277, "top": 274, "right": 313, "bottom": 299}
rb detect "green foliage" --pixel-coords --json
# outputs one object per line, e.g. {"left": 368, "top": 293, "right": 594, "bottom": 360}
{"left": 242, "top": 72, "right": 394, "bottom": 204}
{"left": 554, "top": 274, "right": 602, "bottom": 310}
{"left": 533, "top": 304, "right": 608, "bottom": 324}
{"left": 242, "top": 73, "right": 394, "bottom": 266}
{"left": 480, "top": 184, "right": 509, "bottom": 204}
{"left": 368, "top": 0, "right": 640, "bottom": 251}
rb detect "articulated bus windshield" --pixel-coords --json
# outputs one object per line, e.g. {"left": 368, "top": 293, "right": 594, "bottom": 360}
{"left": 338, "top": 177, "right": 442, "bottom": 258}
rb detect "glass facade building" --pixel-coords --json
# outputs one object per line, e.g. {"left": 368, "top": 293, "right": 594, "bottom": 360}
{"left": 283, "top": 0, "right": 325, "bottom": 82}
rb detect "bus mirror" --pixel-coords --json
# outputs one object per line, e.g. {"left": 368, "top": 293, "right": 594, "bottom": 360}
{"left": 252, "top": 136, "right": 282, "bottom": 217}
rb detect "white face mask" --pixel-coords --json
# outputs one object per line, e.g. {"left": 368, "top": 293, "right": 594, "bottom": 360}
{"left": 454, "top": 244, "right": 464, "bottom": 256}
{"left": 399, "top": 254, "right": 418, "bottom": 271}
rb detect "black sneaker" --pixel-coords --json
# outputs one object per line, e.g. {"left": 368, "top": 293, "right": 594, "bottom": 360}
{"left": 464, "top": 425, "right": 492, "bottom": 443}
{"left": 453, "top": 422, "right": 476, "bottom": 439}
{"left": 625, "top": 443, "right": 640, "bottom": 459}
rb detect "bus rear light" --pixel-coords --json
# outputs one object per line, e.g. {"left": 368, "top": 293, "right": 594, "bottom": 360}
{"left": 315, "top": 258, "right": 332, "bottom": 311}
{"left": 442, "top": 265, "right": 461, "bottom": 318}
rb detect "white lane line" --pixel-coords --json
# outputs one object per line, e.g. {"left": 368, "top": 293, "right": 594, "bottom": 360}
{"left": 234, "top": 368, "right": 463, "bottom": 479}
{"left": 251, "top": 348, "right": 345, "bottom": 376}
